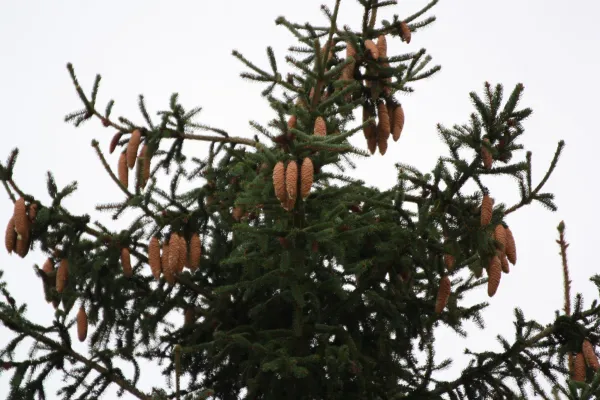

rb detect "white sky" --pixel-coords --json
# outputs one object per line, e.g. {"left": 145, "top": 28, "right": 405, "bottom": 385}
{"left": 1, "top": 0, "right": 599, "bottom": 398}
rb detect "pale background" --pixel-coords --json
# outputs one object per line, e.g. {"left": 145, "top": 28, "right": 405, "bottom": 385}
{"left": 0, "top": 0, "right": 598, "bottom": 398}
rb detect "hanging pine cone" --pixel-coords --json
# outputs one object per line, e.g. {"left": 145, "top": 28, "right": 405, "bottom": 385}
{"left": 435, "top": 276, "right": 451, "bottom": 313}
{"left": 168, "top": 233, "right": 180, "bottom": 278}
{"left": 400, "top": 21, "right": 411, "bottom": 44}
{"left": 42, "top": 258, "right": 53, "bottom": 275}
{"left": 56, "top": 258, "right": 68, "bottom": 294}
{"left": 15, "top": 222, "right": 30, "bottom": 258}
{"left": 500, "top": 252, "right": 510, "bottom": 274}
{"left": 273, "top": 161, "right": 287, "bottom": 204}
{"left": 487, "top": 255, "right": 501, "bottom": 297}
{"left": 288, "top": 115, "right": 297, "bottom": 130}
{"left": 314, "top": 116, "right": 327, "bottom": 137}
{"left": 232, "top": 207, "right": 243, "bottom": 222}
{"left": 126, "top": 129, "right": 142, "bottom": 169}
{"left": 444, "top": 254, "right": 455, "bottom": 272}
{"left": 300, "top": 157, "right": 314, "bottom": 200}
{"left": 184, "top": 306, "right": 195, "bottom": 327}
{"left": 481, "top": 138, "right": 493, "bottom": 169}
{"left": 286, "top": 160, "right": 298, "bottom": 201}
{"left": 118, "top": 151, "right": 128, "bottom": 188}
{"left": 505, "top": 227, "right": 517, "bottom": 265}
{"left": 480, "top": 195, "right": 493, "bottom": 226}
{"left": 583, "top": 339, "right": 600, "bottom": 371}
{"left": 573, "top": 352, "right": 586, "bottom": 382}
{"left": 148, "top": 236, "right": 161, "bottom": 280}
{"left": 343, "top": 42, "right": 357, "bottom": 79}
{"left": 77, "top": 305, "right": 88, "bottom": 342}
{"left": 494, "top": 224, "right": 507, "bottom": 251}
{"left": 140, "top": 144, "right": 151, "bottom": 188}
{"left": 377, "top": 102, "right": 391, "bottom": 156}
{"left": 28, "top": 203, "right": 37, "bottom": 222}
{"left": 162, "top": 241, "right": 175, "bottom": 284}
{"left": 177, "top": 233, "right": 187, "bottom": 274}
{"left": 13, "top": 197, "right": 27, "bottom": 238}
{"left": 109, "top": 132, "right": 123, "bottom": 154}
{"left": 364, "top": 40, "right": 379, "bottom": 59}
{"left": 376, "top": 35, "right": 387, "bottom": 59}
{"left": 392, "top": 105, "right": 405, "bottom": 142}
{"left": 189, "top": 233, "right": 201, "bottom": 271}
{"left": 121, "top": 248, "right": 133, "bottom": 277}
{"left": 4, "top": 217, "right": 16, "bottom": 254}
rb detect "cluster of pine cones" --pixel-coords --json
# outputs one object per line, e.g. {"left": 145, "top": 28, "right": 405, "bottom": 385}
{"left": 272, "top": 157, "right": 313, "bottom": 210}
{"left": 111, "top": 129, "right": 152, "bottom": 189}
{"left": 572, "top": 339, "right": 600, "bottom": 382}
{"left": 4, "top": 197, "right": 36, "bottom": 258}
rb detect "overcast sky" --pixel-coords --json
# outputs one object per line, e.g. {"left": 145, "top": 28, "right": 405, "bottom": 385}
{"left": 1, "top": 0, "right": 599, "bottom": 398}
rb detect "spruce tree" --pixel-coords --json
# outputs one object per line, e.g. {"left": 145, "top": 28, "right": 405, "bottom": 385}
{"left": 1, "top": 1, "right": 599, "bottom": 399}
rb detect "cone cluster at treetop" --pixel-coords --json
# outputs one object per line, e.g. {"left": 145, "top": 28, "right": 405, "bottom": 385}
{"left": 1, "top": 0, "right": 600, "bottom": 399}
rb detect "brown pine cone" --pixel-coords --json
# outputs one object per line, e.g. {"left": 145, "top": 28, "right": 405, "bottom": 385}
{"left": 480, "top": 195, "right": 493, "bottom": 226}
{"left": 121, "top": 248, "right": 133, "bottom": 277}
{"left": 168, "top": 234, "right": 180, "bottom": 278}
{"left": 314, "top": 116, "right": 327, "bottom": 137}
{"left": 392, "top": 105, "right": 405, "bottom": 142}
{"left": 42, "top": 258, "right": 54, "bottom": 275}
{"left": 377, "top": 102, "right": 391, "bottom": 139}
{"left": 363, "top": 106, "right": 376, "bottom": 138}
{"left": 574, "top": 352, "right": 586, "bottom": 382}
{"left": 346, "top": 41, "right": 357, "bottom": 58}
{"left": 377, "top": 131, "right": 388, "bottom": 155}
{"left": 118, "top": 151, "right": 128, "bottom": 188}
{"left": 300, "top": 157, "right": 314, "bottom": 200}
{"left": 15, "top": 222, "right": 30, "bottom": 258}
{"left": 444, "top": 254, "right": 455, "bottom": 272}
{"left": 77, "top": 305, "right": 88, "bottom": 342}
{"left": 109, "top": 132, "right": 123, "bottom": 154}
{"left": 500, "top": 252, "right": 510, "bottom": 274}
{"left": 494, "top": 224, "right": 507, "bottom": 251}
{"left": 435, "top": 276, "right": 451, "bottom": 313}
{"left": 189, "top": 233, "right": 201, "bottom": 271}
{"left": 376, "top": 35, "right": 387, "bottom": 59}
{"left": 162, "top": 240, "right": 175, "bottom": 284}
{"left": 232, "top": 207, "right": 243, "bottom": 222}
{"left": 286, "top": 160, "right": 298, "bottom": 201}
{"left": 28, "top": 203, "right": 38, "bottom": 222}
{"left": 487, "top": 255, "right": 501, "bottom": 297}
{"left": 13, "top": 197, "right": 27, "bottom": 238}
{"left": 177, "top": 233, "right": 186, "bottom": 274}
{"left": 387, "top": 103, "right": 396, "bottom": 133}
{"left": 126, "top": 129, "right": 142, "bottom": 169}
{"left": 56, "top": 258, "right": 68, "bottom": 293}
{"left": 367, "top": 135, "right": 377, "bottom": 155}
{"left": 288, "top": 115, "right": 297, "bottom": 130}
{"left": 481, "top": 138, "right": 493, "bottom": 169}
{"left": 139, "top": 144, "right": 151, "bottom": 188}
{"left": 148, "top": 236, "right": 161, "bottom": 280}
{"left": 400, "top": 21, "right": 411, "bottom": 44}
{"left": 273, "top": 161, "right": 288, "bottom": 204}
{"left": 505, "top": 227, "right": 517, "bottom": 265}
{"left": 364, "top": 40, "right": 379, "bottom": 60}
{"left": 184, "top": 306, "right": 195, "bottom": 327}
{"left": 4, "top": 217, "right": 16, "bottom": 254}
{"left": 583, "top": 339, "right": 600, "bottom": 371}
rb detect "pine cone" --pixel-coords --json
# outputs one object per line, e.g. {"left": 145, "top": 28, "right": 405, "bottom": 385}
{"left": 487, "top": 255, "right": 501, "bottom": 297}
{"left": 363, "top": 106, "right": 376, "bottom": 138}
{"left": 444, "top": 254, "right": 455, "bottom": 272}
{"left": 343, "top": 42, "right": 356, "bottom": 80}
{"left": 109, "top": 132, "right": 123, "bottom": 154}
{"left": 189, "top": 233, "right": 201, "bottom": 271}
{"left": 500, "top": 252, "right": 510, "bottom": 273}
{"left": 300, "top": 157, "right": 314, "bottom": 200}
{"left": 481, "top": 138, "right": 493, "bottom": 169}
{"left": 15, "top": 222, "right": 30, "bottom": 258}
{"left": 286, "top": 160, "right": 298, "bottom": 202}
{"left": 56, "top": 258, "right": 68, "bottom": 294}
{"left": 148, "top": 236, "right": 161, "bottom": 280}
{"left": 494, "top": 224, "right": 507, "bottom": 251}
{"left": 435, "top": 276, "right": 451, "bottom": 313}
{"left": 42, "top": 258, "right": 54, "bottom": 275}
{"left": 139, "top": 144, "right": 151, "bottom": 188}
{"left": 376, "top": 35, "right": 387, "bottom": 59}
{"left": 287, "top": 115, "right": 297, "bottom": 130}
{"left": 574, "top": 352, "right": 586, "bottom": 382}
{"left": 480, "top": 195, "right": 493, "bottom": 226}
{"left": 314, "top": 116, "right": 327, "bottom": 137}
{"left": 184, "top": 306, "right": 195, "bottom": 327}
{"left": 77, "top": 305, "right": 88, "bottom": 342}
{"left": 4, "top": 217, "right": 16, "bottom": 254}
{"left": 377, "top": 132, "right": 388, "bottom": 155}
{"left": 505, "top": 227, "right": 517, "bottom": 265}
{"left": 377, "top": 102, "right": 391, "bottom": 139}
{"left": 168, "top": 234, "right": 180, "bottom": 278}
{"left": 13, "top": 197, "right": 27, "bottom": 238}
{"left": 162, "top": 241, "right": 175, "bottom": 284}
{"left": 232, "top": 207, "right": 243, "bottom": 222}
{"left": 273, "top": 161, "right": 288, "bottom": 204}
{"left": 392, "top": 105, "right": 405, "bottom": 142}
{"left": 121, "top": 248, "right": 133, "bottom": 277}
{"left": 28, "top": 203, "right": 38, "bottom": 222}
{"left": 400, "top": 21, "right": 411, "bottom": 44}
{"left": 126, "top": 129, "right": 142, "bottom": 169}
{"left": 583, "top": 339, "right": 600, "bottom": 371}
{"left": 118, "top": 151, "right": 128, "bottom": 188}
{"left": 364, "top": 40, "right": 379, "bottom": 59}
{"left": 177, "top": 233, "right": 186, "bottom": 274}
